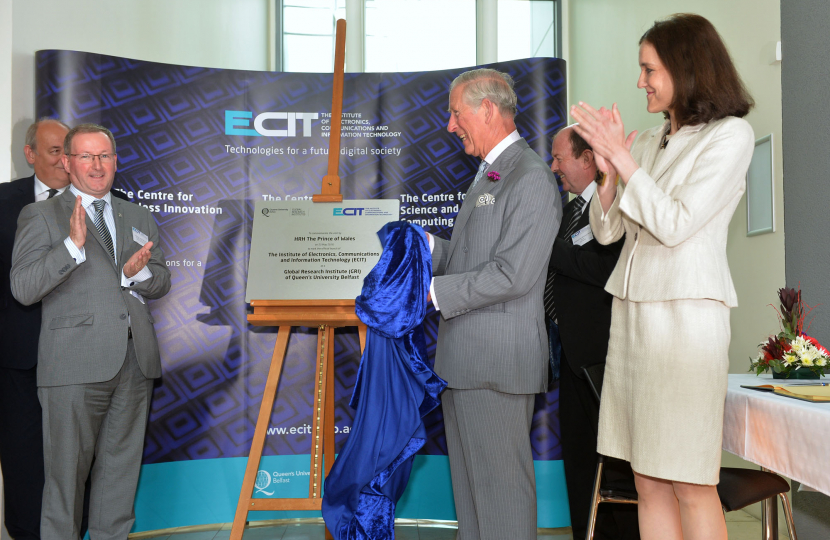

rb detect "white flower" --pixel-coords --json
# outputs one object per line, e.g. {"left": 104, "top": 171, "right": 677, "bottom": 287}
{"left": 802, "top": 355, "right": 814, "bottom": 367}
{"left": 782, "top": 353, "right": 797, "bottom": 366}
{"left": 818, "top": 356, "right": 828, "bottom": 367}
{"left": 791, "top": 335, "right": 809, "bottom": 354}
{"left": 801, "top": 345, "right": 818, "bottom": 360}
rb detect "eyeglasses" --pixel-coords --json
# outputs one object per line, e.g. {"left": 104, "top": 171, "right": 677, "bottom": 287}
{"left": 69, "top": 153, "right": 116, "bottom": 163}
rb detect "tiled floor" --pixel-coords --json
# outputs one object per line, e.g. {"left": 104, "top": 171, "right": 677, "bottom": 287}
{"left": 128, "top": 510, "right": 766, "bottom": 539}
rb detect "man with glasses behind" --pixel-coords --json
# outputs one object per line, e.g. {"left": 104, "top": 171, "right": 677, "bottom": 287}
{"left": 10, "top": 123, "right": 171, "bottom": 539}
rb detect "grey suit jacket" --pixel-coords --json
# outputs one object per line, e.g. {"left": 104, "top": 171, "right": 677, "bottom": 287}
{"left": 432, "top": 138, "right": 561, "bottom": 394}
{"left": 10, "top": 189, "right": 171, "bottom": 387}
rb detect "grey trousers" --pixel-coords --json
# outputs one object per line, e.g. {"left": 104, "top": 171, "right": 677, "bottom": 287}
{"left": 442, "top": 388, "right": 537, "bottom": 540}
{"left": 38, "top": 341, "right": 153, "bottom": 540}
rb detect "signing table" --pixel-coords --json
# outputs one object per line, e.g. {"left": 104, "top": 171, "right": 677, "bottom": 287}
{"left": 724, "top": 374, "right": 830, "bottom": 538}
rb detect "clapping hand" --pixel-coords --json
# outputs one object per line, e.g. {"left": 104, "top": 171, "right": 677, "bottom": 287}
{"left": 571, "top": 102, "right": 637, "bottom": 162}
{"left": 571, "top": 102, "right": 638, "bottom": 211}
{"left": 69, "top": 196, "right": 87, "bottom": 249}
{"left": 123, "top": 241, "right": 154, "bottom": 278}
{"left": 592, "top": 107, "right": 618, "bottom": 182}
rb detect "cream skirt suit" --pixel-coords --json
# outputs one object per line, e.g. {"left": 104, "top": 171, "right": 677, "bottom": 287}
{"left": 589, "top": 116, "right": 754, "bottom": 485}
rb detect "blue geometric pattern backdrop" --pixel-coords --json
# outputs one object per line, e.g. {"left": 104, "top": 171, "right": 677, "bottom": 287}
{"left": 35, "top": 50, "right": 567, "bottom": 518}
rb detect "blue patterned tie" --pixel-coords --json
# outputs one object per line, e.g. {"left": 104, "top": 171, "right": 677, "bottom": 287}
{"left": 468, "top": 160, "right": 488, "bottom": 192}
{"left": 92, "top": 199, "right": 115, "bottom": 262}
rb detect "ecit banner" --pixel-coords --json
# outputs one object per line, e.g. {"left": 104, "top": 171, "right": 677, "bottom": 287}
{"left": 35, "top": 51, "right": 568, "bottom": 531}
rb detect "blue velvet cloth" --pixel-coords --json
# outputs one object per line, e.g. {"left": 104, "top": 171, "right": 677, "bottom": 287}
{"left": 322, "top": 221, "right": 447, "bottom": 540}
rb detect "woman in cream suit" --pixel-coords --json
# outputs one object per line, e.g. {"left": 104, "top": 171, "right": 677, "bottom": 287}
{"left": 570, "top": 14, "right": 754, "bottom": 540}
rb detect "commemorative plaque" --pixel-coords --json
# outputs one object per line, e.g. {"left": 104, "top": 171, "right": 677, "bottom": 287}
{"left": 245, "top": 199, "right": 400, "bottom": 301}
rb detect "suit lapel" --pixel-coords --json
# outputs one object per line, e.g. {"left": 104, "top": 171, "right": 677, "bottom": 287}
{"left": 447, "top": 139, "right": 527, "bottom": 263}
{"left": 450, "top": 179, "right": 484, "bottom": 253}
{"left": 646, "top": 123, "right": 706, "bottom": 181}
{"left": 636, "top": 125, "right": 664, "bottom": 178}
{"left": 59, "top": 189, "right": 76, "bottom": 225}
{"left": 649, "top": 136, "right": 685, "bottom": 181}
{"left": 18, "top": 176, "right": 36, "bottom": 205}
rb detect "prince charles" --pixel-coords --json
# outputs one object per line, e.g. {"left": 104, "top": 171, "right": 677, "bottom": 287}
{"left": 427, "top": 68, "right": 561, "bottom": 540}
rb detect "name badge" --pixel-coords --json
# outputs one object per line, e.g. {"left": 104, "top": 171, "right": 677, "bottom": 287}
{"left": 571, "top": 225, "right": 594, "bottom": 246}
{"left": 132, "top": 227, "right": 149, "bottom": 246}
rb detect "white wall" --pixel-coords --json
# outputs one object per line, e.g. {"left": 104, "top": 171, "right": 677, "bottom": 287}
{"left": 5, "top": 0, "right": 272, "bottom": 181}
{"left": 1, "top": 0, "right": 12, "bottom": 187}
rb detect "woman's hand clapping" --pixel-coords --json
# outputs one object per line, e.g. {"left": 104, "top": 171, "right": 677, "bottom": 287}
{"left": 570, "top": 102, "right": 639, "bottom": 212}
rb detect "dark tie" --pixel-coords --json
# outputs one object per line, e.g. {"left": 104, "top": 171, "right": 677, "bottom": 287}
{"left": 92, "top": 199, "right": 115, "bottom": 262}
{"left": 46, "top": 188, "right": 58, "bottom": 199}
{"left": 561, "top": 197, "right": 586, "bottom": 240}
{"left": 543, "top": 196, "right": 586, "bottom": 320}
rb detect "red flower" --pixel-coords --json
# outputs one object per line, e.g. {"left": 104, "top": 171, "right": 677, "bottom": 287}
{"left": 761, "top": 336, "right": 787, "bottom": 360}
{"left": 778, "top": 287, "right": 800, "bottom": 314}
{"left": 804, "top": 334, "right": 830, "bottom": 356}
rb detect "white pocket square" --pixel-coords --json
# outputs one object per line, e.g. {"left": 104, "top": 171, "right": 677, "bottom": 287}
{"left": 475, "top": 193, "right": 496, "bottom": 207}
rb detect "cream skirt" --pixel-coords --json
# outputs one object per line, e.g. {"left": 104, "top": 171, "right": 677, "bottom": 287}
{"left": 596, "top": 297, "right": 731, "bottom": 485}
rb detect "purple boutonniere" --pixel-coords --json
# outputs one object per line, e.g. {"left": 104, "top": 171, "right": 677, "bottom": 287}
{"left": 487, "top": 171, "right": 501, "bottom": 182}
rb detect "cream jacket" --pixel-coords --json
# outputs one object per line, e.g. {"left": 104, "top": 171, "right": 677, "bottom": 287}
{"left": 589, "top": 116, "right": 754, "bottom": 308}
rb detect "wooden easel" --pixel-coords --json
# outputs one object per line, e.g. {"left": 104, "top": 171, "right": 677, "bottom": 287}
{"left": 230, "top": 19, "right": 363, "bottom": 540}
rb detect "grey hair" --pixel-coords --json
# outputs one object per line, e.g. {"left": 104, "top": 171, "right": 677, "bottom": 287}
{"left": 64, "top": 123, "right": 117, "bottom": 155}
{"left": 449, "top": 68, "right": 518, "bottom": 117}
{"left": 24, "top": 117, "right": 70, "bottom": 151}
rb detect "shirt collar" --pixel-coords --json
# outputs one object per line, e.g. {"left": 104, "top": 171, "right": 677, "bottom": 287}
{"left": 577, "top": 180, "right": 597, "bottom": 211}
{"left": 483, "top": 130, "right": 521, "bottom": 167}
{"left": 69, "top": 184, "right": 112, "bottom": 210}
{"left": 33, "top": 175, "right": 68, "bottom": 199}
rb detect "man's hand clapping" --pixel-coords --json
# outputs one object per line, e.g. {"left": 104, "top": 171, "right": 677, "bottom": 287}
{"left": 123, "top": 241, "right": 154, "bottom": 278}
{"left": 69, "top": 196, "right": 87, "bottom": 249}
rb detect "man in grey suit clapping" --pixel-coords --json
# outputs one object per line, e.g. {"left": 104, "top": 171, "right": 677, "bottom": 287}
{"left": 427, "top": 69, "right": 561, "bottom": 540}
{"left": 11, "top": 124, "right": 171, "bottom": 539}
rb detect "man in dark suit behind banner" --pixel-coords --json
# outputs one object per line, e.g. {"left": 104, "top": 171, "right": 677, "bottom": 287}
{"left": 544, "top": 126, "right": 638, "bottom": 539}
{"left": 1, "top": 118, "right": 71, "bottom": 540}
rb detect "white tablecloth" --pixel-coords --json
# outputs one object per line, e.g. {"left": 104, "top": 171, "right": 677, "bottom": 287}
{"left": 723, "top": 374, "right": 830, "bottom": 496}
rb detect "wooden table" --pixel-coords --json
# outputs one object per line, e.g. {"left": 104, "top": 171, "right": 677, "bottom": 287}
{"left": 723, "top": 373, "right": 830, "bottom": 538}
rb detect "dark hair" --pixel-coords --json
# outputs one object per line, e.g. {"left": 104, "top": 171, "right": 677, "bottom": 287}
{"left": 557, "top": 126, "right": 592, "bottom": 160}
{"left": 640, "top": 13, "right": 754, "bottom": 127}
{"left": 554, "top": 125, "right": 603, "bottom": 182}
{"left": 64, "top": 123, "right": 117, "bottom": 155}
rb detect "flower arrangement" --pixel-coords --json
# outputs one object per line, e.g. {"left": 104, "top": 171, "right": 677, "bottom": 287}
{"left": 487, "top": 171, "right": 501, "bottom": 182}
{"left": 750, "top": 286, "right": 830, "bottom": 378}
